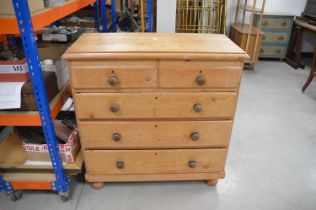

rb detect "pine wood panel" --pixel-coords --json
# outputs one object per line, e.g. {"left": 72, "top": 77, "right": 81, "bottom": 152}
{"left": 85, "top": 171, "right": 225, "bottom": 182}
{"left": 155, "top": 92, "right": 237, "bottom": 119}
{"left": 63, "top": 33, "right": 246, "bottom": 55}
{"left": 70, "top": 66, "right": 157, "bottom": 89}
{"left": 74, "top": 92, "right": 237, "bottom": 120}
{"left": 84, "top": 149, "right": 227, "bottom": 175}
{"left": 159, "top": 66, "right": 242, "bottom": 88}
{"left": 79, "top": 121, "right": 233, "bottom": 149}
{"left": 75, "top": 93, "right": 155, "bottom": 119}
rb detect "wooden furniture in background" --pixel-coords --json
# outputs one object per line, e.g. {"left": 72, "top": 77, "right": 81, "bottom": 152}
{"left": 285, "top": 17, "right": 316, "bottom": 69}
{"left": 63, "top": 33, "right": 248, "bottom": 188}
{"left": 254, "top": 13, "right": 294, "bottom": 60}
{"left": 229, "top": 0, "right": 266, "bottom": 69}
{"left": 229, "top": 23, "right": 263, "bottom": 65}
{"left": 302, "top": 46, "right": 316, "bottom": 92}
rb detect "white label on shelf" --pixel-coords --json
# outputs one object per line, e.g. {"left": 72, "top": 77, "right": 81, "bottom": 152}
{"left": 0, "top": 82, "right": 24, "bottom": 109}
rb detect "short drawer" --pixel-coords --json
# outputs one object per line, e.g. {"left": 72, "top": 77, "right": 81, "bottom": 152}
{"left": 260, "top": 45, "right": 287, "bottom": 58}
{"left": 262, "top": 32, "right": 289, "bottom": 44}
{"left": 159, "top": 66, "right": 242, "bottom": 89}
{"left": 75, "top": 92, "right": 237, "bottom": 120}
{"left": 70, "top": 66, "right": 157, "bottom": 89}
{"left": 79, "top": 121, "right": 233, "bottom": 149}
{"left": 262, "top": 17, "right": 293, "bottom": 30}
{"left": 84, "top": 149, "right": 227, "bottom": 175}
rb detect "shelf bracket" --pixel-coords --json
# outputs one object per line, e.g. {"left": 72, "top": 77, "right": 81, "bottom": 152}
{"left": 12, "top": 0, "right": 70, "bottom": 193}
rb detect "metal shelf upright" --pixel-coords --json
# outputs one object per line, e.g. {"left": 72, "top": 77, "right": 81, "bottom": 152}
{"left": 0, "top": 0, "right": 153, "bottom": 201}
{"left": 0, "top": 0, "right": 95, "bottom": 201}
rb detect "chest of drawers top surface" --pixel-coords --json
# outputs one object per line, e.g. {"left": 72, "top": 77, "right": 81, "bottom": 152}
{"left": 62, "top": 33, "right": 248, "bottom": 61}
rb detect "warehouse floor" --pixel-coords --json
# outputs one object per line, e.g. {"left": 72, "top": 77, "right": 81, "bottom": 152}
{"left": 1, "top": 61, "right": 316, "bottom": 210}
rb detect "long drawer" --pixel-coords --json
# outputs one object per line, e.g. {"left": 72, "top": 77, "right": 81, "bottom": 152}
{"left": 261, "top": 17, "right": 292, "bottom": 31}
{"left": 262, "top": 32, "right": 290, "bottom": 44}
{"left": 260, "top": 45, "right": 287, "bottom": 58}
{"left": 75, "top": 92, "right": 237, "bottom": 120}
{"left": 84, "top": 149, "right": 227, "bottom": 175}
{"left": 79, "top": 121, "right": 233, "bottom": 149}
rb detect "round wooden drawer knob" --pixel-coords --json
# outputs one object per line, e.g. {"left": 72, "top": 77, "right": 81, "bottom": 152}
{"left": 281, "top": 22, "right": 288, "bottom": 27}
{"left": 276, "top": 49, "right": 282, "bottom": 54}
{"left": 188, "top": 160, "right": 197, "bottom": 168}
{"left": 195, "top": 75, "right": 206, "bottom": 86}
{"left": 278, "top": 36, "right": 284, "bottom": 41}
{"left": 108, "top": 75, "right": 119, "bottom": 86}
{"left": 112, "top": 132, "right": 121, "bottom": 142}
{"left": 193, "top": 103, "right": 202, "bottom": 113}
{"left": 190, "top": 132, "right": 200, "bottom": 141}
{"left": 110, "top": 103, "right": 120, "bottom": 113}
{"left": 116, "top": 161, "right": 124, "bottom": 169}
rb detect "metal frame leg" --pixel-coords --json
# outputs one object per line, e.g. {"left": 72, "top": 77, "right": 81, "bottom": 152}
{"left": 111, "top": 0, "right": 117, "bottom": 32}
{"left": 0, "top": 176, "right": 14, "bottom": 193}
{"left": 100, "top": 0, "right": 107, "bottom": 32}
{"left": 12, "top": 0, "right": 70, "bottom": 194}
{"left": 147, "top": 0, "right": 152, "bottom": 32}
{"left": 94, "top": 0, "right": 100, "bottom": 32}
{"left": 0, "top": 175, "right": 22, "bottom": 201}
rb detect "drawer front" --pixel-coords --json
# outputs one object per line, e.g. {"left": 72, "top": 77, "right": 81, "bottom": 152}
{"left": 159, "top": 66, "right": 242, "bottom": 88}
{"left": 260, "top": 45, "right": 287, "bottom": 58}
{"left": 79, "top": 121, "right": 233, "bottom": 149}
{"left": 262, "top": 32, "right": 289, "bottom": 44}
{"left": 75, "top": 92, "right": 237, "bottom": 120}
{"left": 84, "top": 149, "right": 227, "bottom": 174}
{"left": 75, "top": 93, "right": 155, "bottom": 119}
{"left": 262, "top": 17, "right": 292, "bottom": 31}
{"left": 70, "top": 66, "right": 157, "bottom": 89}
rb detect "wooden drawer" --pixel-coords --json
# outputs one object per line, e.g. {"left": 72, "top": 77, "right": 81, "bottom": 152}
{"left": 79, "top": 121, "right": 233, "bottom": 149}
{"left": 70, "top": 66, "right": 157, "bottom": 89}
{"left": 260, "top": 45, "right": 287, "bottom": 58}
{"left": 261, "top": 17, "right": 292, "bottom": 31}
{"left": 262, "top": 32, "right": 289, "bottom": 44}
{"left": 159, "top": 66, "right": 242, "bottom": 89}
{"left": 75, "top": 92, "right": 237, "bottom": 120}
{"left": 84, "top": 149, "right": 227, "bottom": 175}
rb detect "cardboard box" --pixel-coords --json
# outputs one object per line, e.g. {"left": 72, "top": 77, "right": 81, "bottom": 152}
{"left": 0, "top": 0, "right": 45, "bottom": 15}
{"left": 38, "top": 45, "right": 69, "bottom": 61}
{"left": 0, "top": 59, "right": 30, "bottom": 82}
{"left": 38, "top": 45, "right": 70, "bottom": 89}
{"left": 22, "top": 129, "right": 80, "bottom": 163}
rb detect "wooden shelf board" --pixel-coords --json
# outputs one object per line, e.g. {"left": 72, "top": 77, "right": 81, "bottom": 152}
{"left": 0, "top": 82, "right": 71, "bottom": 126}
{"left": 0, "top": 132, "right": 83, "bottom": 174}
{"left": 0, "top": 0, "right": 95, "bottom": 34}
{"left": 231, "top": 23, "right": 264, "bottom": 35}
{"left": 238, "top": 4, "right": 261, "bottom": 13}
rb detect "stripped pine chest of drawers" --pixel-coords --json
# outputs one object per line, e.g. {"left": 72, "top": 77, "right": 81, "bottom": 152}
{"left": 63, "top": 33, "right": 248, "bottom": 189}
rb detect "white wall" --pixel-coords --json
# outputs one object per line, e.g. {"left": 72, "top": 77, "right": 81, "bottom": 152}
{"left": 157, "top": 0, "right": 177, "bottom": 32}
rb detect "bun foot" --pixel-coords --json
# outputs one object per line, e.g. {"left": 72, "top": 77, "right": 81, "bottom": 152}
{"left": 90, "top": 182, "right": 104, "bottom": 189}
{"left": 205, "top": 179, "right": 218, "bottom": 187}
